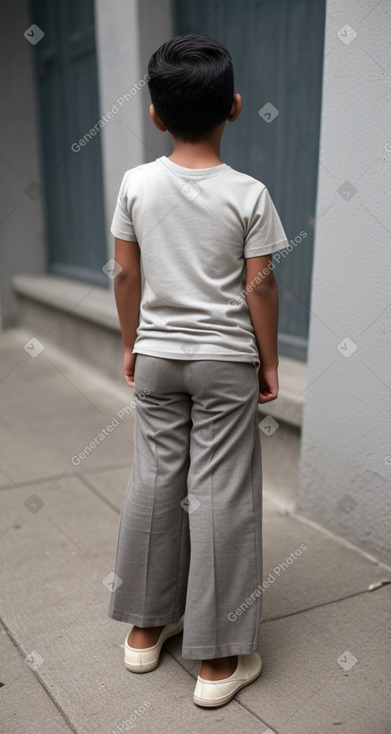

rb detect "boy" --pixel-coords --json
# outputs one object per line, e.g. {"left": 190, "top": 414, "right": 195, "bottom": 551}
{"left": 108, "top": 33, "right": 289, "bottom": 708}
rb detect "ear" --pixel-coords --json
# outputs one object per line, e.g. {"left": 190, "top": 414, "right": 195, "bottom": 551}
{"left": 149, "top": 104, "right": 167, "bottom": 132}
{"left": 227, "top": 93, "right": 242, "bottom": 123}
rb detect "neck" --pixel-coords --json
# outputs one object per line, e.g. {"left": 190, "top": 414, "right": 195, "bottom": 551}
{"left": 168, "top": 127, "right": 224, "bottom": 168}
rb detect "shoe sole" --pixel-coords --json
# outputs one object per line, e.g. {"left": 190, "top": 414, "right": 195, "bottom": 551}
{"left": 192, "top": 660, "right": 262, "bottom": 707}
{"left": 124, "top": 658, "right": 159, "bottom": 673}
{"left": 124, "top": 618, "right": 184, "bottom": 673}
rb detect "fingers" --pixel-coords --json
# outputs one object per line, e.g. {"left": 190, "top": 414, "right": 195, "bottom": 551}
{"left": 258, "top": 389, "right": 278, "bottom": 403}
{"left": 258, "top": 370, "right": 279, "bottom": 404}
{"left": 123, "top": 351, "right": 136, "bottom": 387}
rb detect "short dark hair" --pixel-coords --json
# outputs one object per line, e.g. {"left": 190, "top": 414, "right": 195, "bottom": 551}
{"left": 147, "top": 34, "right": 234, "bottom": 142}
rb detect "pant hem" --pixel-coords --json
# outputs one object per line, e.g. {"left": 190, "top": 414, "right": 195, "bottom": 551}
{"left": 107, "top": 607, "right": 185, "bottom": 626}
{"left": 181, "top": 642, "right": 259, "bottom": 660}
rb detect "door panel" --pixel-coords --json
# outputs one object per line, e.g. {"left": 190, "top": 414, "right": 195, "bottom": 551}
{"left": 30, "top": 0, "right": 107, "bottom": 286}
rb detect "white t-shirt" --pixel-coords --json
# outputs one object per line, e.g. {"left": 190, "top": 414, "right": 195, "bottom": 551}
{"left": 110, "top": 155, "right": 289, "bottom": 368}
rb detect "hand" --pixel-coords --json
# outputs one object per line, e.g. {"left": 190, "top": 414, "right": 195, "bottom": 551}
{"left": 123, "top": 348, "right": 137, "bottom": 387}
{"left": 257, "top": 365, "right": 279, "bottom": 404}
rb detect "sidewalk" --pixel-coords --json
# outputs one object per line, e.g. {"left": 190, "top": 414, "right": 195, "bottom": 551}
{"left": 1, "top": 327, "right": 390, "bottom": 734}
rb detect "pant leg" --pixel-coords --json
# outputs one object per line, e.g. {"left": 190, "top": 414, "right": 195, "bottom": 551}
{"left": 181, "top": 360, "right": 263, "bottom": 660}
{"left": 107, "top": 355, "right": 191, "bottom": 626}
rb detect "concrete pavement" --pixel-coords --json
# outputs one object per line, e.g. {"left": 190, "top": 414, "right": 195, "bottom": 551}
{"left": 1, "top": 327, "right": 390, "bottom": 734}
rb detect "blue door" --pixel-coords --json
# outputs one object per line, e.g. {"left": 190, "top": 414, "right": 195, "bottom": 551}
{"left": 175, "top": 0, "right": 326, "bottom": 360}
{"left": 30, "top": 0, "right": 107, "bottom": 286}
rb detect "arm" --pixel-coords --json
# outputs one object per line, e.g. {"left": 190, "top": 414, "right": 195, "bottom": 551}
{"left": 245, "top": 255, "right": 280, "bottom": 403}
{"left": 113, "top": 237, "right": 141, "bottom": 386}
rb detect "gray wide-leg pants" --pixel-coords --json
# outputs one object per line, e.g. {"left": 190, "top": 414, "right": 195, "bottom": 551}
{"left": 107, "top": 354, "right": 263, "bottom": 660}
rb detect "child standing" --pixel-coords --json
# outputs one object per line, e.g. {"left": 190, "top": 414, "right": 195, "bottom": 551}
{"left": 108, "top": 33, "right": 289, "bottom": 708}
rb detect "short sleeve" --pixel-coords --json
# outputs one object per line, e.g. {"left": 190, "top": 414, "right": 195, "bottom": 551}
{"left": 244, "top": 186, "right": 289, "bottom": 258}
{"left": 110, "top": 170, "right": 137, "bottom": 241}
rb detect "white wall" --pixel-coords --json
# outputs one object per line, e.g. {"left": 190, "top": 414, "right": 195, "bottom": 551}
{"left": 299, "top": 0, "right": 391, "bottom": 564}
{"left": 0, "top": 0, "right": 46, "bottom": 329}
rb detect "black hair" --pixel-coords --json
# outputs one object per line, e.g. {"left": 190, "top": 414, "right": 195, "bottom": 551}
{"left": 147, "top": 34, "right": 234, "bottom": 142}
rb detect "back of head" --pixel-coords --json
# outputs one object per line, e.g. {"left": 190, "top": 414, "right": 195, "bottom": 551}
{"left": 147, "top": 34, "right": 234, "bottom": 142}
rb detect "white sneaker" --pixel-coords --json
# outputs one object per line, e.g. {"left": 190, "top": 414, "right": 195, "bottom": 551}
{"left": 124, "top": 615, "right": 184, "bottom": 673}
{"left": 193, "top": 653, "right": 262, "bottom": 707}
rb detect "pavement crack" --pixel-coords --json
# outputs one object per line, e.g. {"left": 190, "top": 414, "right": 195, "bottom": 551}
{"left": 75, "top": 472, "right": 123, "bottom": 514}
{"left": 262, "top": 582, "right": 391, "bottom": 624}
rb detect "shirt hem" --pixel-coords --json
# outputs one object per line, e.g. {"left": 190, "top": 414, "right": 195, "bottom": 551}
{"left": 110, "top": 226, "right": 137, "bottom": 241}
{"left": 133, "top": 346, "right": 260, "bottom": 366}
{"left": 244, "top": 238, "right": 289, "bottom": 257}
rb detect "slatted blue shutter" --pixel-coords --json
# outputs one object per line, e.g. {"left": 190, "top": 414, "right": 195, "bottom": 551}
{"left": 174, "top": 0, "right": 326, "bottom": 360}
{"left": 30, "top": 0, "right": 107, "bottom": 285}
